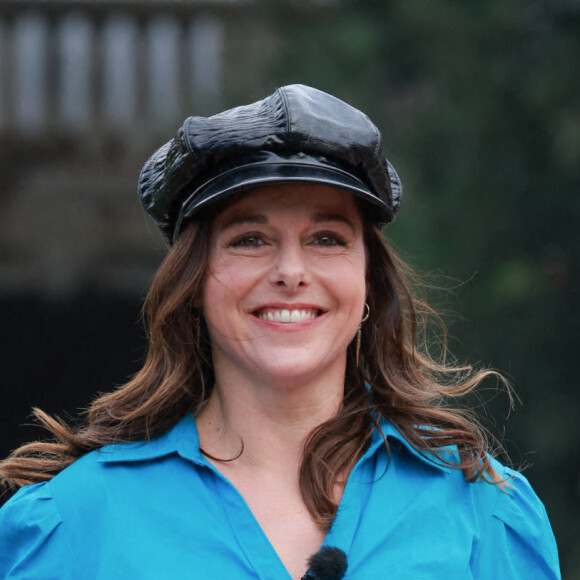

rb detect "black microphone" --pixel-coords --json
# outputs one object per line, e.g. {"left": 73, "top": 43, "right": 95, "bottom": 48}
{"left": 300, "top": 546, "right": 348, "bottom": 580}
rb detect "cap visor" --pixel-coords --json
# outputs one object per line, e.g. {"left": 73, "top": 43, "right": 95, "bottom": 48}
{"left": 179, "top": 155, "right": 392, "bottom": 228}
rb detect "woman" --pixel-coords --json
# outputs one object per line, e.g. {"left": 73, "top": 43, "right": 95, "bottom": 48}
{"left": 0, "top": 85, "right": 560, "bottom": 579}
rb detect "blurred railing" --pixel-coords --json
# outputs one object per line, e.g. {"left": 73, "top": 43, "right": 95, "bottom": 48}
{"left": 0, "top": 2, "right": 234, "bottom": 138}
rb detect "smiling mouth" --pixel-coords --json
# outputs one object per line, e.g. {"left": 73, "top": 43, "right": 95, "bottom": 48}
{"left": 255, "top": 308, "right": 321, "bottom": 323}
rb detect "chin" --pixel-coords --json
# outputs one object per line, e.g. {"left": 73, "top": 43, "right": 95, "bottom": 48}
{"left": 251, "top": 353, "right": 346, "bottom": 387}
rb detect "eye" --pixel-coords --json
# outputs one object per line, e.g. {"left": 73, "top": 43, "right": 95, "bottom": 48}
{"left": 313, "top": 232, "right": 347, "bottom": 247}
{"left": 230, "top": 234, "right": 265, "bottom": 247}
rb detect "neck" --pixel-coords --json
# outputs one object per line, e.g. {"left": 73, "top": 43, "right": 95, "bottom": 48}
{"left": 196, "top": 367, "right": 345, "bottom": 471}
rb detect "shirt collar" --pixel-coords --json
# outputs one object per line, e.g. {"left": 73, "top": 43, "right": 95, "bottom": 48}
{"left": 368, "top": 419, "right": 451, "bottom": 474}
{"left": 97, "top": 412, "right": 450, "bottom": 474}
{"left": 97, "top": 412, "right": 205, "bottom": 465}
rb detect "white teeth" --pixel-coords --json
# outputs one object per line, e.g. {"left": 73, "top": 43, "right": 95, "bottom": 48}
{"left": 258, "top": 309, "right": 318, "bottom": 323}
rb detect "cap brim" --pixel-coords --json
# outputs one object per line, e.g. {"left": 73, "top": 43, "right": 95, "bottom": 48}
{"left": 176, "top": 152, "right": 392, "bottom": 241}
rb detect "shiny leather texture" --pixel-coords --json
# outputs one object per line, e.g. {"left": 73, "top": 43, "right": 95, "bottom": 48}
{"left": 139, "top": 84, "right": 402, "bottom": 245}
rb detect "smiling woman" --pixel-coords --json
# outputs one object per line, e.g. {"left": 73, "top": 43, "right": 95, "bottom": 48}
{"left": 0, "top": 85, "right": 560, "bottom": 579}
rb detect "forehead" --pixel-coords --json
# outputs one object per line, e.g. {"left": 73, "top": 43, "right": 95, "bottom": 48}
{"left": 213, "top": 183, "right": 363, "bottom": 224}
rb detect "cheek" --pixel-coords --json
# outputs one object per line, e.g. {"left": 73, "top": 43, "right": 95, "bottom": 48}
{"left": 227, "top": 257, "right": 263, "bottom": 282}
{"left": 317, "top": 251, "right": 366, "bottom": 284}
{"left": 203, "top": 256, "right": 268, "bottom": 308}
{"left": 316, "top": 260, "right": 367, "bottom": 313}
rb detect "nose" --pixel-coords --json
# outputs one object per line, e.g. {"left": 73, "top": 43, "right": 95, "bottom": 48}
{"left": 269, "top": 241, "right": 309, "bottom": 291}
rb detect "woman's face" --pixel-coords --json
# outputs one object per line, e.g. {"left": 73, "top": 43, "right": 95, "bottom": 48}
{"left": 201, "top": 184, "right": 367, "bottom": 388}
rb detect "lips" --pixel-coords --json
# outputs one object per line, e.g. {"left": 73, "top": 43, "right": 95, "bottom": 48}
{"left": 254, "top": 307, "right": 321, "bottom": 323}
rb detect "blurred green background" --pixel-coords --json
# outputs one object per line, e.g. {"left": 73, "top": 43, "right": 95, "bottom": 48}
{"left": 0, "top": 1, "right": 578, "bottom": 576}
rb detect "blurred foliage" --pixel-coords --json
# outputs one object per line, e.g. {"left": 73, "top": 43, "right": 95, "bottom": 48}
{"left": 255, "top": 0, "right": 580, "bottom": 575}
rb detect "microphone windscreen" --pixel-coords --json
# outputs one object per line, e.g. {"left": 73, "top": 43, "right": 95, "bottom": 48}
{"left": 307, "top": 546, "right": 348, "bottom": 580}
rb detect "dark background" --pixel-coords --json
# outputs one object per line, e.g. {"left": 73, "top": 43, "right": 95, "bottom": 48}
{"left": 1, "top": 1, "right": 578, "bottom": 576}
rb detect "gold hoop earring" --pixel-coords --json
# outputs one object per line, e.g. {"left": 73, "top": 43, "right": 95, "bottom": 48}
{"left": 356, "top": 303, "right": 370, "bottom": 367}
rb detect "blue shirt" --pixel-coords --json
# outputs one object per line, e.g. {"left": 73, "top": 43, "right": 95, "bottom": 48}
{"left": 0, "top": 413, "right": 560, "bottom": 579}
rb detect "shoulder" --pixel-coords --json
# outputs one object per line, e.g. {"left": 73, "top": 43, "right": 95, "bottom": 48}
{"left": 0, "top": 481, "right": 76, "bottom": 578}
{"left": 0, "top": 448, "right": 132, "bottom": 579}
{"left": 375, "top": 424, "right": 561, "bottom": 577}
{"left": 489, "top": 460, "right": 558, "bottom": 545}
{"left": 0, "top": 451, "right": 109, "bottom": 568}
{"left": 470, "top": 458, "right": 561, "bottom": 578}
{"left": 0, "top": 448, "right": 108, "bottom": 526}
{"left": 418, "top": 447, "right": 559, "bottom": 561}
{"left": 0, "top": 434, "right": 200, "bottom": 578}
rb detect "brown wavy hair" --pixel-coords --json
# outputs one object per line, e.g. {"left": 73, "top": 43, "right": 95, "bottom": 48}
{"left": 0, "top": 209, "right": 509, "bottom": 530}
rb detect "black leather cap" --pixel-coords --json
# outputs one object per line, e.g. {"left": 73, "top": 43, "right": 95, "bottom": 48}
{"left": 139, "top": 84, "right": 402, "bottom": 245}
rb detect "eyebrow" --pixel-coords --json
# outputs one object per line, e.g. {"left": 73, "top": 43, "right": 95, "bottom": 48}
{"left": 218, "top": 213, "right": 269, "bottom": 231}
{"left": 312, "top": 213, "right": 356, "bottom": 231}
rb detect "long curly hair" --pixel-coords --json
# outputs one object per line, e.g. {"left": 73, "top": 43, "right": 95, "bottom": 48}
{"left": 0, "top": 207, "right": 508, "bottom": 530}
